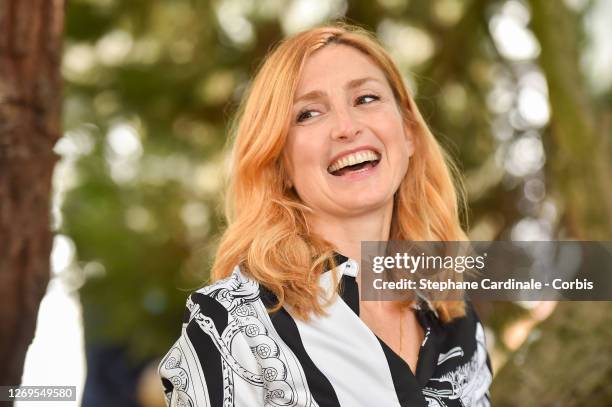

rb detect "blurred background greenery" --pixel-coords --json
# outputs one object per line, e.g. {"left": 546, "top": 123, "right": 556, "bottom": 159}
{"left": 20, "top": 0, "right": 612, "bottom": 406}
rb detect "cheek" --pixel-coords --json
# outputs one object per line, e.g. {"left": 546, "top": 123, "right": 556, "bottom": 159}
{"left": 378, "top": 119, "right": 412, "bottom": 175}
{"left": 379, "top": 116, "right": 410, "bottom": 151}
{"left": 285, "top": 132, "right": 326, "bottom": 182}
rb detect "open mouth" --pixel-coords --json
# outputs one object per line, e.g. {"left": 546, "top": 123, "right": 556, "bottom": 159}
{"left": 327, "top": 153, "right": 381, "bottom": 177}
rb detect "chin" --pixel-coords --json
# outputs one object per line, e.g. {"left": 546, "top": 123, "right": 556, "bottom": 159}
{"left": 336, "top": 194, "right": 393, "bottom": 214}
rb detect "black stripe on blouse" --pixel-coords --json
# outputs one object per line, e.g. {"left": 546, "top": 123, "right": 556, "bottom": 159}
{"left": 377, "top": 338, "right": 429, "bottom": 406}
{"left": 185, "top": 292, "right": 230, "bottom": 407}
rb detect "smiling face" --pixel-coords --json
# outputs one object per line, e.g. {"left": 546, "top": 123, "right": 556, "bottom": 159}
{"left": 283, "top": 44, "right": 415, "bottom": 220}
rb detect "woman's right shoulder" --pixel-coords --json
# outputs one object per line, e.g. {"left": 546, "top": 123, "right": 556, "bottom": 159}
{"left": 184, "top": 264, "right": 262, "bottom": 320}
{"left": 159, "top": 265, "right": 268, "bottom": 406}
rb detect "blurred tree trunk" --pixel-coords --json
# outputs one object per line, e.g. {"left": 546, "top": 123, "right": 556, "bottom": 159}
{"left": 0, "top": 0, "right": 64, "bottom": 389}
{"left": 492, "top": 2, "right": 612, "bottom": 405}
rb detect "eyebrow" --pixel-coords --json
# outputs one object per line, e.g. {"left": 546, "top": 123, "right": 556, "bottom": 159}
{"left": 293, "top": 76, "right": 383, "bottom": 105}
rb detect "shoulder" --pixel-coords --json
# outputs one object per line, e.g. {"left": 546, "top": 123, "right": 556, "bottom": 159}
{"left": 462, "top": 300, "right": 487, "bottom": 345}
{"left": 436, "top": 300, "right": 492, "bottom": 379}
{"left": 438, "top": 300, "right": 487, "bottom": 347}
{"left": 462, "top": 301, "right": 489, "bottom": 357}
{"left": 169, "top": 265, "right": 265, "bottom": 347}
{"left": 424, "top": 301, "right": 493, "bottom": 406}
{"left": 164, "top": 264, "right": 268, "bottom": 351}
{"left": 187, "top": 265, "right": 262, "bottom": 317}
{"left": 158, "top": 266, "right": 267, "bottom": 406}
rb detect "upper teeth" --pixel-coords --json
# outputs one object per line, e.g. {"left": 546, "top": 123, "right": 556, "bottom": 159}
{"left": 328, "top": 150, "right": 380, "bottom": 173}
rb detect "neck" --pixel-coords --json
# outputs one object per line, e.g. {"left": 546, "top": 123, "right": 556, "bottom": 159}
{"left": 306, "top": 200, "right": 394, "bottom": 263}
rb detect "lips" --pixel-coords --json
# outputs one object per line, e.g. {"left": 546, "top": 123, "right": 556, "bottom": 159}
{"left": 329, "top": 158, "right": 381, "bottom": 177}
{"left": 327, "top": 146, "right": 381, "bottom": 176}
{"left": 327, "top": 150, "right": 381, "bottom": 177}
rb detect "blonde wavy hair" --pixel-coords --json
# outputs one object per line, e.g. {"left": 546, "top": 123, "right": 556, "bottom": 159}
{"left": 211, "top": 22, "right": 469, "bottom": 323}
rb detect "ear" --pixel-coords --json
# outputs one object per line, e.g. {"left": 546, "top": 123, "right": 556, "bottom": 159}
{"left": 404, "top": 124, "right": 415, "bottom": 158}
{"left": 284, "top": 174, "right": 293, "bottom": 190}
{"left": 280, "top": 150, "right": 294, "bottom": 189}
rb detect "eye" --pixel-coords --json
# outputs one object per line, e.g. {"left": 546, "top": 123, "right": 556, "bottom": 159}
{"left": 296, "top": 109, "right": 320, "bottom": 123}
{"left": 356, "top": 94, "right": 380, "bottom": 105}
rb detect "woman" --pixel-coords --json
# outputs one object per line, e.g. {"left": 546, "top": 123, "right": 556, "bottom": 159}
{"left": 158, "top": 23, "right": 492, "bottom": 407}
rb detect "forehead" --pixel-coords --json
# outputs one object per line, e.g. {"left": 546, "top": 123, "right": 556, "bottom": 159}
{"left": 295, "top": 44, "right": 389, "bottom": 94}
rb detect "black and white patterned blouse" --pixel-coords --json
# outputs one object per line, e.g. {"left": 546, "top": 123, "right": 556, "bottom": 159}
{"left": 158, "top": 253, "right": 493, "bottom": 406}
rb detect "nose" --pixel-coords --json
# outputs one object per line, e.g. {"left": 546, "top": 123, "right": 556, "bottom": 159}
{"left": 330, "top": 103, "right": 362, "bottom": 141}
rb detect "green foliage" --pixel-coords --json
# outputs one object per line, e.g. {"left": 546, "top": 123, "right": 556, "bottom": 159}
{"left": 60, "top": 0, "right": 609, "bottom": 364}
